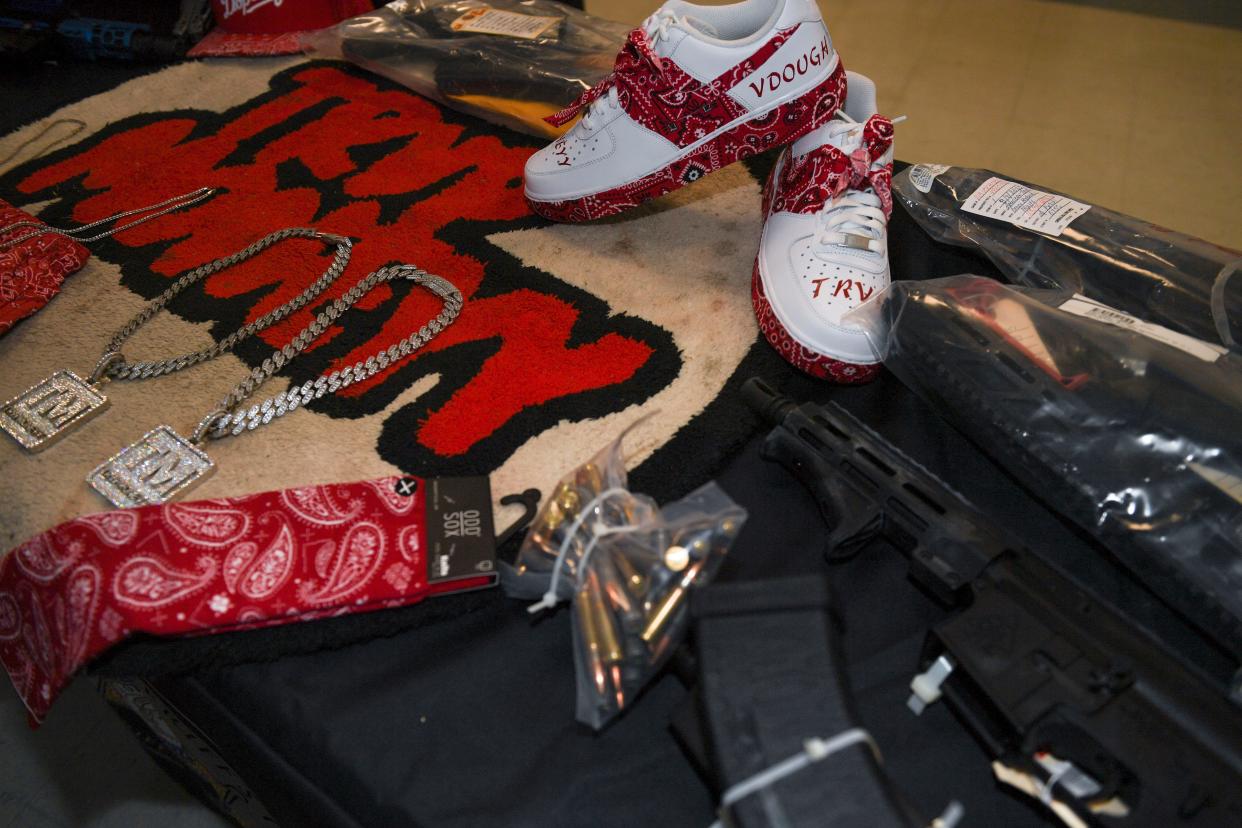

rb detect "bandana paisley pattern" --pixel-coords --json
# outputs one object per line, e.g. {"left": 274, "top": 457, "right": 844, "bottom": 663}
{"left": 770, "top": 114, "right": 896, "bottom": 217}
{"left": 75, "top": 512, "right": 140, "bottom": 547}
{"left": 547, "top": 25, "right": 799, "bottom": 147}
{"left": 531, "top": 65, "right": 846, "bottom": 222}
{"left": 0, "top": 199, "right": 90, "bottom": 337}
{"left": 164, "top": 502, "right": 251, "bottom": 548}
{"left": 0, "top": 475, "right": 491, "bottom": 723}
{"left": 546, "top": 28, "right": 670, "bottom": 128}
{"left": 752, "top": 114, "right": 894, "bottom": 382}
{"left": 14, "top": 532, "right": 80, "bottom": 584}
{"left": 530, "top": 25, "right": 848, "bottom": 222}
{"left": 750, "top": 260, "right": 881, "bottom": 385}
{"left": 222, "top": 515, "right": 296, "bottom": 601}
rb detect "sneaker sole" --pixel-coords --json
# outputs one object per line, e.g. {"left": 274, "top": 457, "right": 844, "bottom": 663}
{"left": 751, "top": 258, "right": 881, "bottom": 384}
{"left": 527, "top": 61, "right": 847, "bottom": 223}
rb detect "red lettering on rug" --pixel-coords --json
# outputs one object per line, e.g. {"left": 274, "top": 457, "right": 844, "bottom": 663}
{"left": 17, "top": 66, "right": 659, "bottom": 459}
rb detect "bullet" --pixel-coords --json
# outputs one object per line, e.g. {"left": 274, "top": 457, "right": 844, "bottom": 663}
{"left": 527, "top": 521, "right": 579, "bottom": 565}
{"left": 641, "top": 558, "right": 706, "bottom": 645}
{"left": 663, "top": 544, "right": 690, "bottom": 571}
{"left": 585, "top": 570, "right": 623, "bottom": 664}
{"left": 587, "top": 567, "right": 633, "bottom": 712}
{"left": 596, "top": 556, "right": 639, "bottom": 617}
{"left": 613, "top": 549, "right": 648, "bottom": 595}
{"left": 526, "top": 494, "right": 569, "bottom": 551}
{"left": 611, "top": 663, "right": 626, "bottom": 710}
{"left": 553, "top": 481, "right": 583, "bottom": 515}
{"left": 673, "top": 526, "right": 713, "bottom": 563}
{"left": 647, "top": 625, "right": 676, "bottom": 663}
{"left": 528, "top": 483, "right": 603, "bottom": 562}
{"left": 575, "top": 585, "right": 608, "bottom": 698}
{"left": 575, "top": 461, "right": 604, "bottom": 495}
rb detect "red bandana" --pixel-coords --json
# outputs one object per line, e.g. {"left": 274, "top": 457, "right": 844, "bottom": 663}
{"left": 546, "top": 24, "right": 804, "bottom": 149}
{"left": 1, "top": 475, "right": 493, "bottom": 723}
{"left": 0, "top": 200, "right": 90, "bottom": 337}
{"left": 771, "top": 114, "right": 896, "bottom": 217}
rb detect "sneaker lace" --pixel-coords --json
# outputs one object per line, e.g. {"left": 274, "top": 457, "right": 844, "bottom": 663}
{"left": 644, "top": 8, "right": 679, "bottom": 43}
{"left": 811, "top": 113, "right": 902, "bottom": 256}
{"left": 814, "top": 190, "right": 887, "bottom": 254}
{"left": 548, "top": 9, "right": 675, "bottom": 129}
{"left": 579, "top": 85, "right": 621, "bottom": 133}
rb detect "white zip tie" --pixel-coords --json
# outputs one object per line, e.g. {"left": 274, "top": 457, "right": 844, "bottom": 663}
{"left": 525, "top": 412, "right": 659, "bottom": 614}
{"left": 709, "top": 728, "right": 881, "bottom": 828}
{"left": 1040, "top": 761, "right": 1073, "bottom": 806}
{"left": 931, "top": 800, "right": 965, "bottom": 828}
{"left": 527, "top": 486, "right": 632, "bottom": 615}
{"left": 576, "top": 519, "right": 643, "bottom": 591}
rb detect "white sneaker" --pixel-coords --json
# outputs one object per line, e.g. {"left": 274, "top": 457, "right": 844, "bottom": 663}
{"left": 525, "top": 0, "right": 846, "bottom": 222}
{"left": 752, "top": 71, "right": 896, "bottom": 383}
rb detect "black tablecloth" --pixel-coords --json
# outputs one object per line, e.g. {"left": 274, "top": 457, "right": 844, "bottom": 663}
{"left": 134, "top": 167, "right": 1215, "bottom": 828}
{"left": 3, "top": 62, "right": 1221, "bottom": 828}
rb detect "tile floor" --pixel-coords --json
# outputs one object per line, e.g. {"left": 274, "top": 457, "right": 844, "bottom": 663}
{"left": 3, "top": 3, "right": 1239, "bottom": 828}
{"left": 588, "top": 0, "right": 1242, "bottom": 250}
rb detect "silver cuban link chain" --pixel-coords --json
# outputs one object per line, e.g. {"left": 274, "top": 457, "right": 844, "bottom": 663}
{"left": 86, "top": 265, "right": 462, "bottom": 509}
{"left": 195, "top": 265, "right": 462, "bottom": 441}
{"left": 0, "top": 225, "right": 351, "bottom": 453}
{"left": 96, "top": 226, "right": 353, "bottom": 381}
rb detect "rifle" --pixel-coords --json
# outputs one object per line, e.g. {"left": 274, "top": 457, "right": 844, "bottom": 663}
{"left": 873, "top": 278, "right": 1242, "bottom": 665}
{"left": 746, "top": 377, "right": 1242, "bottom": 827}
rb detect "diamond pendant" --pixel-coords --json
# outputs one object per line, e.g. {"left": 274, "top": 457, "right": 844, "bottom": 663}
{"left": 87, "top": 425, "right": 215, "bottom": 508}
{"left": 0, "top": 370, "right": 109, "bottom": 452}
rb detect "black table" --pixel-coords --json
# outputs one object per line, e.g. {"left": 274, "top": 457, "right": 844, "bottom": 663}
{"left": 3, "top": 57, "right": 1219, "bottom": 828}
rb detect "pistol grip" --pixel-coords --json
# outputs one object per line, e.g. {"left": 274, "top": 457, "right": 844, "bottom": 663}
{"left": 762, "top": 428, "right": 881, "bottom": 559}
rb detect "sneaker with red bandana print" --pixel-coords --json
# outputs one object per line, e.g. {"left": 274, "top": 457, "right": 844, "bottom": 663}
{"left": 524, "top": 0, "right": 846, "bottom": 222}
{"left": 753, "top": 71, "right": 897, "bottom": 384}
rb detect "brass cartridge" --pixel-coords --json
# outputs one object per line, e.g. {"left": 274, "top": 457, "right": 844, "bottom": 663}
{"left": 640, "top": 558, "right": 705, "bottom": 645}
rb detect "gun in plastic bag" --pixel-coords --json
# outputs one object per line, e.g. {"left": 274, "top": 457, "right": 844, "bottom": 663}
{"left": 871, "top": 276, "right": 1242, "bottom": 665}
{"left": 745, "top": 378, "right": 1242, "bottom": 828}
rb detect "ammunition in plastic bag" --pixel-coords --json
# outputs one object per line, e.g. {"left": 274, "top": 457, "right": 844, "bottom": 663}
{"left": 641, "top": 557, "right": 706, "bottom": 645}
{"left": 575, "top": 584, "right": 608, "bottom": 698}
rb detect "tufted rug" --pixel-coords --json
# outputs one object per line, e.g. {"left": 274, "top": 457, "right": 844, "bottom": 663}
{"left": 0, "top": 57, "right": 789, "bottom": 548}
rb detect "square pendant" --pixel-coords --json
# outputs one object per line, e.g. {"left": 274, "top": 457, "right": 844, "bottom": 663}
{"left": 87, "top": 425, "right": 215, "bottom": 508}
{"left": 0, "top": 370, "right": 109, "bottom": 452}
